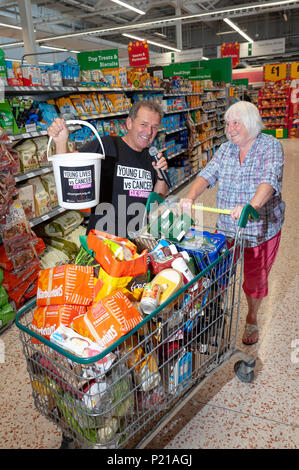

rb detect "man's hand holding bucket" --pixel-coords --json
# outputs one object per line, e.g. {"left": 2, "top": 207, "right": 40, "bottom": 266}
{"left": 47, "top": 118, "right": 69, "bottom": 154}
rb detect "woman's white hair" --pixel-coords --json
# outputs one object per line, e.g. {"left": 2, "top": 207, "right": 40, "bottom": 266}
{"left": 224, "top": 101, "right": 264, "bottom": 140}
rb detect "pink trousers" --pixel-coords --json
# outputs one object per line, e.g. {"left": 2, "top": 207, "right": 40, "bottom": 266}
{"left": 228, "top": 230, "right": 281, "bottom": 299}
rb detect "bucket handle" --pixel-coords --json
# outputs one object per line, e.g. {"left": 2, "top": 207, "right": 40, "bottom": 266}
{"left": 47, "top": 119, "right": 105, "bottom": 159}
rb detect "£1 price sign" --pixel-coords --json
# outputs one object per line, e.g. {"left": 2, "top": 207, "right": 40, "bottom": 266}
{"left": 290, "top": 62, "right": 299, "bottom": 79}
{"left": 264, "top": 63, "right": 287, "bottom": 82}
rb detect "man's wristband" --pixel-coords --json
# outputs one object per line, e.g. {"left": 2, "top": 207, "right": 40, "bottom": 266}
{"left": 156, "top": 175, "right": 164, "bottom": 181}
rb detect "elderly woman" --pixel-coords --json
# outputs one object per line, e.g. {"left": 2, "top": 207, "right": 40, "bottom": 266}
{"left": 180, "top": 101, "right": 285, "bottom": 345}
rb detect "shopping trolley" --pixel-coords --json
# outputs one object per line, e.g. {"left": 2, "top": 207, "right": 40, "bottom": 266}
{"left": 15, "top": 200, "right": 259, "bottom": 449}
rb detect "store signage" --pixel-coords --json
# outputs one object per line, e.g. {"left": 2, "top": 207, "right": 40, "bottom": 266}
{"left": 190, "top": 68, "right": 212, "bottom": 80}
{"left": 217, "top": 38, "right": 285, "bottom": 59}
{"left": 163, "top": 61, "right": 199, "bottom": 78}
{"left": 290, "top": 62, "right": 299, "bottom": 79}
{"left": 150, "top": 49, "right": 203, "bottom": 67}
{"left": 220, "top": 43, "right": 240, "bottom": 68}
{"left": 241, "top": 38, "right": 285, "bottom": 58}
{"left": 128, "top": 40, "right": 150, "bottom": 67}
{"left": 77, "top": 49, "right": 119, "bottom": 70}
{"left": 264, "top": 63, "right": 287, "bottom": 82}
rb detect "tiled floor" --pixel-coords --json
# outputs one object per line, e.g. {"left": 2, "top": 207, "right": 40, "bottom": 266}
{"left": 0, "top": 139, "right": 298, "bottom": 449}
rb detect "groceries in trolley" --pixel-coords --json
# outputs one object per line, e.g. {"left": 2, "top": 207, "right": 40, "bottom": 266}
{"left": 23, "top": 224, "right": 233, "bottom": 447}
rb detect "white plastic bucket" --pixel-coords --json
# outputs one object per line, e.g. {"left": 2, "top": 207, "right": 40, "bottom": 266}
{"left": 47, "top": 119, "right": 105, "bottom": 210}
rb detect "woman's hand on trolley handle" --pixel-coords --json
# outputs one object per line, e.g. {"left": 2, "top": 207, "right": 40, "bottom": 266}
{"left": 230, "top": 205, "right": 245, "bottom": 221}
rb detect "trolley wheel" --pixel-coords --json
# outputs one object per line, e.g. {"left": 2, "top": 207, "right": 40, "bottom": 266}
{"left": 60, "top": 434, "right": 75, "bottom": 449}
{"left": 234, "top": 359, "right": 255, "bottom": 383}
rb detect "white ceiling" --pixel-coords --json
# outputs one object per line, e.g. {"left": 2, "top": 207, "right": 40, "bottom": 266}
{"left": 1, "top": 0, "right": 299, "bottom": 67}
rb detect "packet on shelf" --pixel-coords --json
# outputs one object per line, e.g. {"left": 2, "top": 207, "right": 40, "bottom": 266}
{"left": 84, "top": 289, "right": 143, "bottom": 349}
{"left": 36, "top": 264, "right": 94, "bottom": 306}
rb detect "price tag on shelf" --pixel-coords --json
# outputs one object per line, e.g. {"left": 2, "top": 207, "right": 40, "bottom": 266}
{"left": 264, "top": 63, "right": 287, "bottom": 82}
{"left": 290, "top": 62, "right": 299, "bottom": 79}
{"left": 276, "top": 129, "right": 284, "bottom": 138}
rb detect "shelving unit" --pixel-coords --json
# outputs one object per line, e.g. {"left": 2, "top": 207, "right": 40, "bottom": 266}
{"left": 0, "top": 80, "right": 228, "bottom": 331}
{"left": 258, "top": 82, "right": 291, "bottom": 137}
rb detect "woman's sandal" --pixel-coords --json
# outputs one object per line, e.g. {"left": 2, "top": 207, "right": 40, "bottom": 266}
{"left": 242, "top": 323, "right": 259, "bottom": 345}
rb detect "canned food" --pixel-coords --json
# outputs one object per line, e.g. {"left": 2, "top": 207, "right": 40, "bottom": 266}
{"left": 140, "top": 283, "right": 161, "bottom": 315}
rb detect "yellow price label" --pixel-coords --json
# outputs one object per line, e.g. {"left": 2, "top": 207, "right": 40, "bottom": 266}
{"left": 264, "top": 63, "right": 287, "bottom": 82}
{"left": 276, "top": 129, "right": 284, "bottom": 138}
{"left": 290, "top": 62, "right": 299, "bottom": 79}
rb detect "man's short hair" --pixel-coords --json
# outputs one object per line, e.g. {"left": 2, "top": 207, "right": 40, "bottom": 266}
{"left": 128, "top": 100, "right": 164, "bottom": 122}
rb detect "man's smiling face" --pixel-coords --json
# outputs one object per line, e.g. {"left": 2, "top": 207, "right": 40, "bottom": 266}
{"left": 125, "top": 107, "right": 160, "bottom": 152}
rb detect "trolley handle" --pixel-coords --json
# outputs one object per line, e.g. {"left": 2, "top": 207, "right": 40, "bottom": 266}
{"left": 237, "top": 203, "right": 260, "bottom": 228}
{"left": 145, "top": 192, "right": 259, "bottom": 228}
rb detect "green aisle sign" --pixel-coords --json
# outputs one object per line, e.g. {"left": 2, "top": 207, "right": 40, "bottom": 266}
{"left": 77, "top": 49, "right": 119, "bottom": 70}
{"left": 163, "top": 61, "right": 200, "bottom": 78}
{"left": 248, "top": 43, "right": 253, "bottom": 56}
{"left": 190, "top": 68, "right": 212, "bottom": 80}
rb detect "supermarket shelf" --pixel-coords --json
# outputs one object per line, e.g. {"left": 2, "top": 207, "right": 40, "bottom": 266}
{"left": 164, "top": 126, "right": 187, "bottom": 135}
{"left": 15, "top": 165, "right": 53, "bottom": 183}
{"left": 194, "top": 118, "right": 216, "bottom": 127}
{"left": 79, "top": 110, "right": 130, "bottom": 120}
{"left": 4, "top": 85, "right": 207, "bottom": 96}
{"left": 167, "top": 148, "right": 188, "bottom": 160}
{"left": 7, "top": 124, "right": 80, "bottom": 142}
{"left": 168, "top": 169, "right": 200, "bottom": 194}
{"left": 203, "top": 88, "right": 225, "bottom": 92}
{"left": 164, "top": 92, "right": 204, "bottom": 96}
{"left": 4, "top": 85, "right": 164, "bottom": 94}
{"left": 29, "top": 205, "right": 66, "bottom": 228}
{"left": 164, "top": 106, "right": 203, "bottom": 115}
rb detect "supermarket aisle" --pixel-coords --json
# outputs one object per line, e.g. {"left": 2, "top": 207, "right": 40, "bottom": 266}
{"left": 0, "top": 140, "right": 298, "bottom": 449}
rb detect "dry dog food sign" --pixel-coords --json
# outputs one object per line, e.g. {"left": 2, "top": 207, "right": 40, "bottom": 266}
{"left": 59, "top": 165, "right": 95, "bottom": 203}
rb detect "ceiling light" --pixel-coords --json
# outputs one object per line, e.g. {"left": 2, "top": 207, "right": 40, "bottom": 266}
{"left": 122, "top": 33, "right": 181, "bottom": 52}
{"left": 0, "top": 22, "right": 22, "bottom": 30}
{"left": 15, "top": 0, "right": 298, "bottom": 44}
{"left": 154, "top": 32, "right": 167, "bottom": 38}
{"left": 0, "top": 41, "right": 24, "bottom": 48}
{"left": 40, "top": 45, "right": 69, "bottom": 51}
{"left": 223, "top": 18, "right": 254, "bottom": 43}
{"left": 216, "top": 31, "right": 237, "bottom": 35}
{"left": 201, "top": 56, "right": 209, "bottom": 60}
{"left": 70, "top": 50, "right": 80, "bottom": 53}
{"left": 110, "top": 0, "right": 146, "bottom": 15}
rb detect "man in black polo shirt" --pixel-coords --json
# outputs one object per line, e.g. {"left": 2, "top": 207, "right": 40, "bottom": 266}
{"left": 47, "top": 100, "right": 168, "bottom": 237}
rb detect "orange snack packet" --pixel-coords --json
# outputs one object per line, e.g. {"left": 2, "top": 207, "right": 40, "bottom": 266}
{"left": 71, "top": 313, "right": 96, "bottom": 342}
{"left": 84, "top": 290, "right": 143, "bottom": 348}
{"left": 58, "top": 305, "right": 87, "bottom": 327}
{"left": 87, "top": 230, "right": 147, "bottom": 278}
{"left": 36, "top": 264, "right": 94, "bottom": 306}
{"left": 101, "top": 289, "right": 143, "bottom": 334}
{"left": 32, "top": 304, "right": 87, "bottom": 340}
